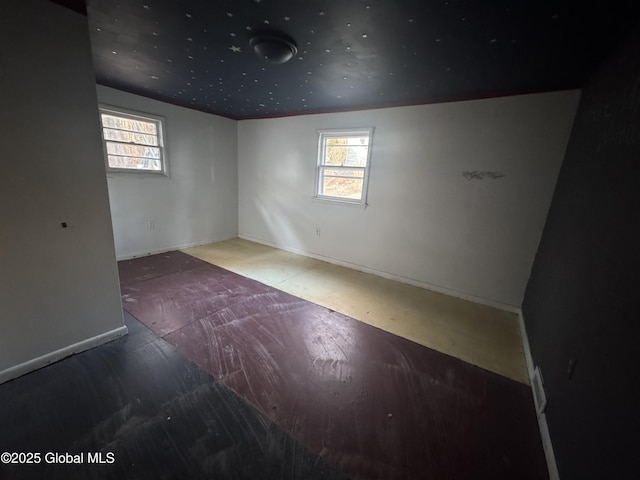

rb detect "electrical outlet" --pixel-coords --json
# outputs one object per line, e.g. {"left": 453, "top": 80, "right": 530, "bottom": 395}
{"left": 315, "top": 227, "right": 321, "bottom": 237}
{"left": 147, "top": 220, "right": 155, "bottom": 230}
{"left": 532, "top": 366, "right": 547, "bottom": 415}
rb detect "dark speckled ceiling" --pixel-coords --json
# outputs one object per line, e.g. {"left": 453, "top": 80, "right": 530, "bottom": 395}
{"left": 82, "top": 0, "right": 639, "bottom": 120}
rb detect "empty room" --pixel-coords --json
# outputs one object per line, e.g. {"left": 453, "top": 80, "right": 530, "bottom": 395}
{"left": 1, "top": 1, "right": 638, "bottom": 479}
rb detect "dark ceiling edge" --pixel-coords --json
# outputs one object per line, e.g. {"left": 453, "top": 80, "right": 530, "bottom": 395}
{"left": 236, "top": 86, "right": 585, "bottom": 121}
{"left": 96, "top": 81, "right": 583, "bottom": 122}
{"left": 96, "top": 81, "right": 240, "bottom": 120}
{"left": 50, "top": 0, "right": 87, "bottom": 16}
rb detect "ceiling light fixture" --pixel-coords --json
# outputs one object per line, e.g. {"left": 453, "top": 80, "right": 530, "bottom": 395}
{"left": 250, "top": 32, "right": 297, "bottom": 64}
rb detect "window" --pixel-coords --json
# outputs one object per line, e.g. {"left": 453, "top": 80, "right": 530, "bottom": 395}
{"left": 315, "top": 128, "right": 373, "bottom": 204}
{"left": 99, "top": 106, "right": 167, "bottom": 174}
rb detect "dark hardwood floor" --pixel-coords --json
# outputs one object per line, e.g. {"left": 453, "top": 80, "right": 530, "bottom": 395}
{"left": 0, "top": 251, "right": 548, "bottom": 479}
{"left": 118, "top": 251, "right": 548, "bottom": 480}
{"left": 0, "top": 311, "right": 348, "bottom": 480}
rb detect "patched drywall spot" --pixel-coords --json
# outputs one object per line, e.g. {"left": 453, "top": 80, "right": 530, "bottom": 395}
{"left": 462, "top": 171, "right": 505, "bottom": 180}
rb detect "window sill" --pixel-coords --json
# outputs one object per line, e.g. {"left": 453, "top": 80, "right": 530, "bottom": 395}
{"left": 106, "top": 169, "right": 169, "bottom": 178}
{"left": 312, "top": 196, "right": 368, "bottom": 208}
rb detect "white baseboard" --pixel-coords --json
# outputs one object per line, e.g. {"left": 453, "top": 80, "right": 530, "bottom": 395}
{"left": 238, "top": 233, "right": 520, "bottom": 313}
{"left": 115, "top": 234, "right": 238, "bottom": 261}
{"left": 0, "top": 325, "right": 128, "bottom": 385}
{"left": 518, "top": 311, "right": 560, "bottom": 480}
{"left": 518, "top": 311, "right": 536, "bottom": 381}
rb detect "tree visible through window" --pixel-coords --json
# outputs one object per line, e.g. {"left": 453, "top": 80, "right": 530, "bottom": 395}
{"left": 315, "top": 128, "right": 373, "bottom": 204}
{"left": 99, "top": 106, "right": 167, "bottom": 174}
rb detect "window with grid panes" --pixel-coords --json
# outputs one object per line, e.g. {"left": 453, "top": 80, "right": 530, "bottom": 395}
{"left": 315, "top": 128, "right": 373, "bottom": 205}
{"left": 99, "top": 106, "right": 167, "bottom": 175}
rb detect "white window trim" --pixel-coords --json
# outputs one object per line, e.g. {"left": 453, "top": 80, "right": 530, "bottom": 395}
{"left": 314, "top": 127, "right": 374, "bottom": 206}
{"left": 99, "top": 104, "right": 168, "bottom": 176}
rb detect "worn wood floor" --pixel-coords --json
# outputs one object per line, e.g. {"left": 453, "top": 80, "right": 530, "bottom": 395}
{"left": 0, "top": 311, "right": 347, "bottom": 480}
{"left": 0, "top": 247, "right": 547, "bottom": 480}
{"left": 118, "top": 250, "right": 547, "bottom": 479}
{"left": 185, "top": 238, "right": 528, "bottom": 384}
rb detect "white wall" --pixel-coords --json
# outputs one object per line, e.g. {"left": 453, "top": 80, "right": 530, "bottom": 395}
{"left": 0, "top": 0, "right": 125, "bottom": 380}
{"left": 238, "top": 91, "right": 580, "bottom": 308}
{"left": 98, "top": 86, "right": 238, "bottom": 259}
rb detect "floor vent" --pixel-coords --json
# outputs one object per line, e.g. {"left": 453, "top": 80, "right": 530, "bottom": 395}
{"left": 532, "top": 366, "right": 547, "bottom": 415}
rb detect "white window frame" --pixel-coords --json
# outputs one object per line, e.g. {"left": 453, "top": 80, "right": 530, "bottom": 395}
{"left": 99, "top": 105, "right": 168, "bottom": 176}
{"left": 314, "top": 127, "right": 374, "bottom": 206}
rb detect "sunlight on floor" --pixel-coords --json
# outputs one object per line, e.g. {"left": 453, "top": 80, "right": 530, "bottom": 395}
{"left": 184, "top": 238, "right": 528, "bottom": 384}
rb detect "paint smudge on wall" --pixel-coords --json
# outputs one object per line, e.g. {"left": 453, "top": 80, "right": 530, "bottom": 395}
{"left": 462, "top": 171, "right": 505, "bottom": 180}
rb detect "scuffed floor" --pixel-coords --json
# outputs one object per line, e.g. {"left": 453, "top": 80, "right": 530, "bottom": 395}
{"left": 117, "top": 251, "right": 548, "bottom": 480}
{"left": 0, "top": 312, "right": 348, "bottom": 480}
{"left": 184, "top": 238, "right": 529, "bottom": 384}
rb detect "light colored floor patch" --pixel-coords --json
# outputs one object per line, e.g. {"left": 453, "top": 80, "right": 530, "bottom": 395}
{"left": 184, "top": 238, "right": 528, "bottom": 384}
